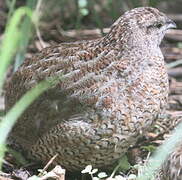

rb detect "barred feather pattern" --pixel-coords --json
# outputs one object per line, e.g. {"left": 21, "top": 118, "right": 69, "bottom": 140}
{"left": 6, "top": 7, "right": 172, "bottom": 171}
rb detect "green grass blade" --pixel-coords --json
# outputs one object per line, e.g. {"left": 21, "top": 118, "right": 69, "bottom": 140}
{"left": 13, "top": 0, "right": 39, "bottom": 71}
{"left": 13, "top": 16, "right": 33, "bottom": 71}
{"left": 0, "top": 7, "right": 32, "bottom": 91}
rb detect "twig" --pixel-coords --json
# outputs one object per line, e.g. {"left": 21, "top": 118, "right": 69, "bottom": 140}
{"left": 39, "top": 154, "right": 58, "bottom": 177}
{"left": 35, "top": 0, "right": 46, "bottom": 49}
{"left": 36, "top": 27, "right": 47, "bottom": 49}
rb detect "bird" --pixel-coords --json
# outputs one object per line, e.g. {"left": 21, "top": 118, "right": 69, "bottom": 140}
{"left": 5, "top": 7, "right": 176, "bottom": 171}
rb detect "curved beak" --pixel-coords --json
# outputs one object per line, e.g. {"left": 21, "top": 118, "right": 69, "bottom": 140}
{"left": 166, "top": 19, "right": 177, "bottom": 29}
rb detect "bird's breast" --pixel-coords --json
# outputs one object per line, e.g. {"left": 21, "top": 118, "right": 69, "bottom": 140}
{"left": 88, "top": 56, "right": 169, "bottom": 133}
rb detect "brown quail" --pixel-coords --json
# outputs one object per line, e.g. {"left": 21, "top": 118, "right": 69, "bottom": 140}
{"left": 5, "top": 7, "right": 176, "bottom": 171}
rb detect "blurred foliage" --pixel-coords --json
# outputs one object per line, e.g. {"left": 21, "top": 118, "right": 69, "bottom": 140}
{"left": 0, "top": 5, "right": 33, "bottom": 90}
{"left": 40, "top": 0, "right": 171, "bottom": 29}
{"left": 3, "top": 0, "right": 39, "bottom": 71}
{"left": 3, "top": 0, "right": 177, "bottom": 31}
{"left": 13, "top": 0, "right": 37, "bottom": 71}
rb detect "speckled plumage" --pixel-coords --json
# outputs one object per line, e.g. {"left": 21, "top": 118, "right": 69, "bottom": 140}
{"left": 6, "top": 7, "right": 175, "bottom": 171}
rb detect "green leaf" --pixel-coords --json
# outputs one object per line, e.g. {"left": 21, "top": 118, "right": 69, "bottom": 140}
{"left": 110, "top": 155, "right": 131, "bottom": 178}
{"left": 118, "top": 155, "right": 131, "bottom": 172}
{"left": 141, "top": 145, "right": 156, "bottom": 153}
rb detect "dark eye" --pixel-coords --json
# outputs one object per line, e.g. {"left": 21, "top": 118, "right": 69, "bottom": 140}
{"left": 147, "top": 22, "right": 163, "bottom": 29}
{"left": 155, "top": 23, "right": 163, "bottom": 28}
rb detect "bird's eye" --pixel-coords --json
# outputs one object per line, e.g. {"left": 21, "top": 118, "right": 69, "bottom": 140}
{"left": 155, "top": 23, "right": 163, "bottom": 28}
{"left": 147, "top": 22, "right": 163, "bottom": 29}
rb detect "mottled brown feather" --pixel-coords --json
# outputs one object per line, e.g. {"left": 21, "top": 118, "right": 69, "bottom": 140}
{"left": 6, "top": 7, "right": 174, "bottom": 171}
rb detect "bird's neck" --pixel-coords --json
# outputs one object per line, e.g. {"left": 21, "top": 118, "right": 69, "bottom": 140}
{"left": 99, "top": 33, "right": 162, "bottom": 57}
{"left": 122, "top": 40, "right": 163, "bottom": 58}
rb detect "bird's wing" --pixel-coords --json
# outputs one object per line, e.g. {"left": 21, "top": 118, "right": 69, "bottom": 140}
{"left": 6, "top": 38, "right": 126, "bottom": 150}
{"left": 5, "top": 39, "right": 101, "bottom": 109}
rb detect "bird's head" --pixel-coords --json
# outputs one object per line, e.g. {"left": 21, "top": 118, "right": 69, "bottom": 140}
{"left": 106, "top": 7, "right": 176, "bottom": 49}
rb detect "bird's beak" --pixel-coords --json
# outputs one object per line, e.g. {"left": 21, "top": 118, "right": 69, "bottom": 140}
{"left": 166, "top": 19, "right": 177, "bottom": 29}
